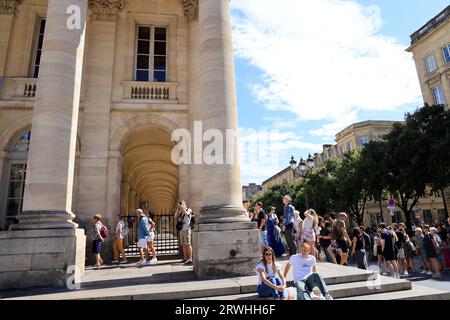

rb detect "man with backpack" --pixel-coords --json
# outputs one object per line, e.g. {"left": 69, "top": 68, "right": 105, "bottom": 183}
{"left": 175, "top": 200, "right": 194, "bottom": 264}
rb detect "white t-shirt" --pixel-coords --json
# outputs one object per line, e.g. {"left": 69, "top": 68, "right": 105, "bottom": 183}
{"left": 303, "top": 214, "right": 314, "bottom": 230}
{"left": 288, "top": 254, "right": 316, "bottom": 282}
{"left": 255, "top": 261, "right": 282, "bottom": 285}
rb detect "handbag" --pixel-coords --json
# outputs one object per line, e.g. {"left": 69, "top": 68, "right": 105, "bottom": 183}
{"left": 176, "top": 220, "right": 183, "bottom": 231}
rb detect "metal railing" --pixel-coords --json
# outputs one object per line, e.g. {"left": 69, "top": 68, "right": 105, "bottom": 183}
{"left": 123, "top": 214, "right": 180, "bottom": 257}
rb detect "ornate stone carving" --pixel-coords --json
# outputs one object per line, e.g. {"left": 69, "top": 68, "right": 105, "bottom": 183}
{"left": 0, "top": 0, "right": 21, "bottom": 15}
{"left": 183, "top": 0, "right": 198, "bottom": 20}
{"left": 88, "top": 0, "right": 125, "bottom": 21}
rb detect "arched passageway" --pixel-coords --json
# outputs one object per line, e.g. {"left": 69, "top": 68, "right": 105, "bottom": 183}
{"left": 120, "top": 127, "right": 179, "bottom": 255}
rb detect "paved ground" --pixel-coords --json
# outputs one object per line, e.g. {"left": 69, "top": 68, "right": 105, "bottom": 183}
{"left": 1, "top": 255, "right": 448, "bottom": 299}
{"left": 348, "top": 256, "right": 450, "bottom": 292}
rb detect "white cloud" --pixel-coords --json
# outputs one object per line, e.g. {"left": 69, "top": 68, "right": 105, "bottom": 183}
{"left": 231, "top": 0, "right": 422, "bottom": 137}
{"left": 239, "top": 128, "right": 322, "bottom": 184}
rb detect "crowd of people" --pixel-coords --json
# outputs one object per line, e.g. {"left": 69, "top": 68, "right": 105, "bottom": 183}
{"left": 88, "top": 200, "right": 196, "bottom": 268}
{"left": 246, "top": 195, "right": 450, "bottom": 299}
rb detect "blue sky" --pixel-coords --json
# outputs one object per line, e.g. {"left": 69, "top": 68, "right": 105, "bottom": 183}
{"left": 231, "top": 0, "right": 449, "bottom": 185}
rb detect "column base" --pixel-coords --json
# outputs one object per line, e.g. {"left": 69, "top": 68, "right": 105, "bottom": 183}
{"left": 0, "top": 228, "right": 86, "bottom": 290}
{"left": 199, "top": 205, "right": 249, "bottom": 224}
{"left": 10, "top": 211, "right": 76, "bottom": 230}
{"left": 193, "top": 222, "right": 260, "bottom": 279}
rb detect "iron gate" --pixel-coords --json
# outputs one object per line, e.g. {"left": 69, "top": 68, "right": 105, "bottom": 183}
{"left": 123, "top": 214, "right": 180, "bottom": 257}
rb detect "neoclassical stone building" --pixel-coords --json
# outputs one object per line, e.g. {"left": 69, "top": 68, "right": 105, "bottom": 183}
{"left": 0, "top": 0, "right": 259, "bottom": 289}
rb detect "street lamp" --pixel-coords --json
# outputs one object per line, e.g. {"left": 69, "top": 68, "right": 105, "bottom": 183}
{"left": 290, "top": 154, "right": 315, "bottom": 209}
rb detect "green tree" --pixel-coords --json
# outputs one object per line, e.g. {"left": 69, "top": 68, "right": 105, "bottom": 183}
{"left": 333, "top": 151, "right": 369, "bottom": 226}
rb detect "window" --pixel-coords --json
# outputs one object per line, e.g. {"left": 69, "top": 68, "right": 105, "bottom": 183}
{"left": 135, "top": 26, "right": 167, "bottom": 82}
{"left": 370, "top": 212, "right": 383, "bottom": 228}
{"left": 422, "top": 210, "right": 433, "bottom": 225}
{"left": 5, "top": 163, "right": 27, "bottom": 229}
{"left": 31, "top": 19, "right": 46, "bottom": 78}
{"left": 347, "top": 142, "right": 352, "bottom": 152}
{"left": 13, "top": 132, "right": 31, "bottom": 152}
{"left": 358, "top": 136, "right": 369, "bottom": 147}
{"left": 425, "top": 55, "right": 437, "bottom": 73}
{"left": 437, "top": 209, "right": 447, "bottom": 223}
{"left": 431, "top": 85, "right": 445, "bottom": 105}
{"left": 393, "top": 211, "right": 403, "bottom": 224}
{"left": 443, "top": 44, "right": 450, "bottom": 64}
{"left": 327, "top": 148, "right": 332, "bottom": 158}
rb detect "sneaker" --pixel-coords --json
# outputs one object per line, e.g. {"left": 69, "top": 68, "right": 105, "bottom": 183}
{"left": 184, "top": 260, "right": 193, "bottom": 265}
{"left": 120, "top": 260, "right": 128, "bottom": 264}
{"left": 149, "top": 257, "right": 158, "bottom": 265}
{"left": 426, "top": 271, "right": 433, "bottom": 276}
{"left": 325, "top": 294, "right": 333, "bottom": 300}
{"left": 420, "top": 270, "right": 427, "bottom": 274}
{"left": 143, "top": 260, "right": 151, "bottom": 266}
{"left": 432, "top": 273, "right": 442, "bottom": 279}
{"left": 111, "top": 260, "right": 119, "bottom": 264}
{"left": 136, "top": 260, "right": 145, "bottom": 266}
{"left": 403, "top": 271, "right": 409, "bottom": 276}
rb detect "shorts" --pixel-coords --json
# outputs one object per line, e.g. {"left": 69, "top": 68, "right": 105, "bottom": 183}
{"left": 138, "top": 238, "right": 148, "bottom": 249}
{"left": 377, "top": 246, "right": 383, "bottom": 256}
{"left": 147, "top": 231, "right": 155, "bottom": 243}
{"left": 92, "top": 239, "right": 102, "bottom": 254}
{"left": 336, "top": 239, "right": 348, "bottom": 253}
{"left": 180, "top": 229, "right": 192, "bottom": 246}
{"left": 302, "top": 229, "right": 316, "bottom": 242}
{"left": 259, "top": 230, "right": 268, "bottom": 246}
{"left": 397, "top": 248, "right": 405, "bottom": 259}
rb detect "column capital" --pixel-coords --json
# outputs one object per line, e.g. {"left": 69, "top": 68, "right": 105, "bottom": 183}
{"left": 0, "top": 0, "right": 21, "bottom": 15}
{"left": 88, "top": 0, "right": 125, "bottom": 21}
{"left": 183, "top": 0, "right": 198, "bottom": 20}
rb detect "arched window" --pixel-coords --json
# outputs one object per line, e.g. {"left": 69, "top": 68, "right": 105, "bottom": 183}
{"left": 2, "top": 131, "right": 30, "bottom": 230}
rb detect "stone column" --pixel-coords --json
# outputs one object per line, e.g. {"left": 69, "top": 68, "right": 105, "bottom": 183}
{"left": 15, "top": 0, "right": 87, "bottom": 229}
{"left": 135, "top": 193, "right": 140, "bottom": 211}
{"left": 0, "top": 0, "right": 18, "bottom": 83}
{"left": 128, "top": 189, "right": 136, "bottom": 215}
{"left": 187, "top": 10, "right": 203, "bottom": 216}
{"left": 120, "top": 181, "right": 129, "bottom": 215}
{"left": 0, "top": 0, "right": 87, "bottom": 290}
{"left": 193, "top": 0, "right": 259, "bottom": 278}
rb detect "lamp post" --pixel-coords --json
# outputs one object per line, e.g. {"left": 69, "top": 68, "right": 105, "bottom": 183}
{"left": 290, "top": 154, "right": 315, "bottom": 209}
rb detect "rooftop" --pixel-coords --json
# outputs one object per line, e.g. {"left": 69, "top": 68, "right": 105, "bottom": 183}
{"left": 409, "top": 5, "right": 450, "bottom": 47}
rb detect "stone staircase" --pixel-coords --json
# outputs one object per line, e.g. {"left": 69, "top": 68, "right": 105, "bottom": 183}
{"left": 2, "top": 261, "right": 449, "bottom": 300}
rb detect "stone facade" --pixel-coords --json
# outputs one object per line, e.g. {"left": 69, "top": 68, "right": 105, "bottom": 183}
{"left": 0, "top": 0, "right": 259, "bottom": 289}
{"left": 406, "top": 5, "right": 450, "bottom": 107}
{"left": 406, "top": 5, "right": 450, "bottom": 220}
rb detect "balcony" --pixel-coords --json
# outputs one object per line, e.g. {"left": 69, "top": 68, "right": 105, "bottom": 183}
{"left": 121, "top": 81, "right": 177, "bottom": 103}
{"left": 10, "top": 78, "right": 37, "bottom": 100}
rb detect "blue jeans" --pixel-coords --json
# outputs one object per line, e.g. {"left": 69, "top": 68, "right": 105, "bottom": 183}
{"left": 257, "top": 276, "right": 285, "bottom": 299}
{"left": 322, "top": 247, "right": 333, "bottom": 263}
{"left": 259, "top": 230, "right": 268, "bottom": 246}
{"left": 295, "top": 273, "right": 329, "bottom": 300}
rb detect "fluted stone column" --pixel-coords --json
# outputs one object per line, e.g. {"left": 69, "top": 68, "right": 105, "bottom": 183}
{"left": 0, "top": 0, "right": 87, "bottom": 290}
{"left": 120, "top": 182, "right": 129, "bottom": 214}
{"left": 193, "top": 0, "right": 259, "bottom": 278}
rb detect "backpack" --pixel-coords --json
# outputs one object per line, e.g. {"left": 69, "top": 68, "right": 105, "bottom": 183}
{"left": 100, "top": 223, "right": 109, "bottom": 238}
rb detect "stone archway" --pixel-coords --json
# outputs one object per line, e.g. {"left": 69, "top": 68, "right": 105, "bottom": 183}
{"left": 119, "top": 126, "right": 180, "bottom": 256}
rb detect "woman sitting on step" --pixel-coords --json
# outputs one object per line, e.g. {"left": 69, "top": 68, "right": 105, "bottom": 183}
{"left": 255, "top": 247, "right": 287, "bottom": 300}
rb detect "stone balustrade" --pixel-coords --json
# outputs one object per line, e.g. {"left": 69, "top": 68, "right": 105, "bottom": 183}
{"left": 13, "top": 78, "right": 37, "bottom": 98}
{"left": 121, "top": 81, "right": 177, "bottom": 102}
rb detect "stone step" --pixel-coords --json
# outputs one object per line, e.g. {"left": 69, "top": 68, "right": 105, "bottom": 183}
{"left": 189, "top": 275, "right": 412, "bottom": 300}
{"left": 339, "top": 283, "right": 450, "bottom": 300}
